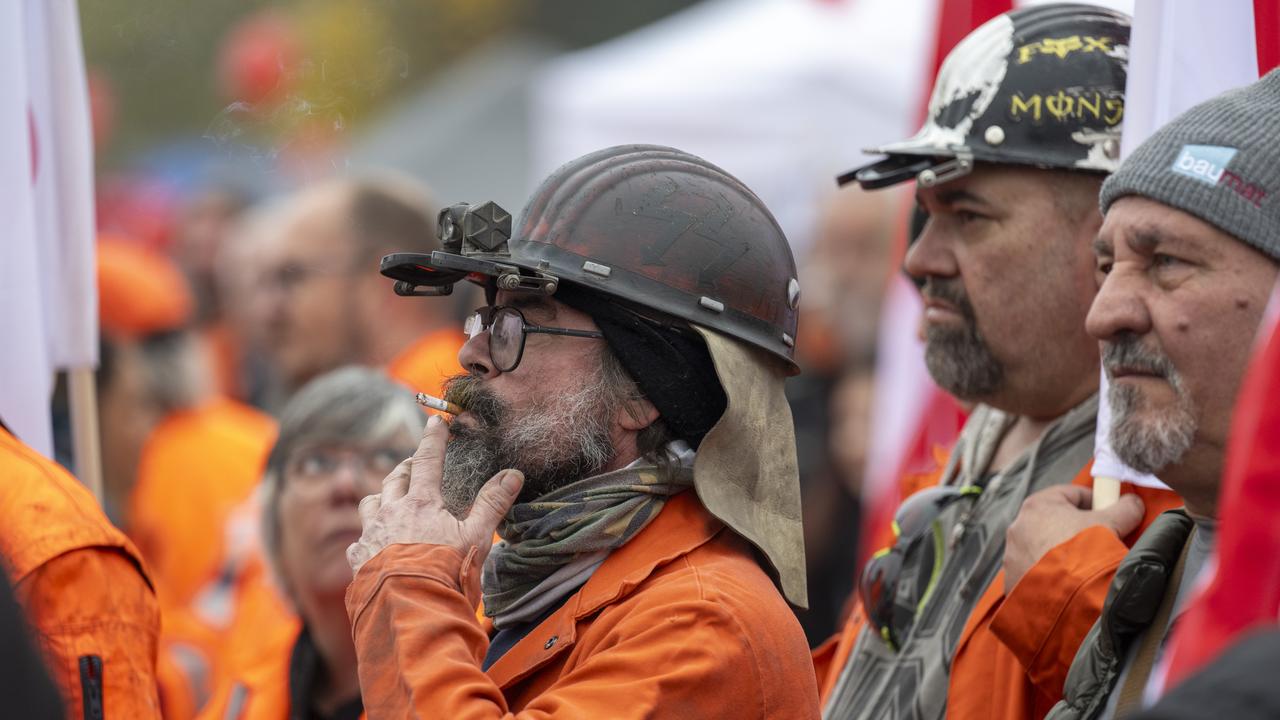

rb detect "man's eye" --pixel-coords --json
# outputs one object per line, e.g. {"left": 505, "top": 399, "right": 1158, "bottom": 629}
{"left": 1096, "top": 258, "right": 1114, "bottom": 275}
{"left": 1152, "top": 253, "right": 1181, "bottom": 269}
{"left": 955, "top": 210, "right": 983, "bottom": 224}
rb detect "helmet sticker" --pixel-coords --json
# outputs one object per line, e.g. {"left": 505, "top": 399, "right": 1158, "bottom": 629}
{"left": 917, "top": 13, "right": 1015, "bottom": 151}
{"left": 1008, "top": 88, "right": 1124, "bottom": 126}
{"left": 1015, "top": 34, "right": 1122, "bottom": 64}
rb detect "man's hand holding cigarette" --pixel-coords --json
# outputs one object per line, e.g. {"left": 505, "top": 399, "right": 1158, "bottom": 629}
{"left": 345, "top": 415, "right": 523, "bottom": 574}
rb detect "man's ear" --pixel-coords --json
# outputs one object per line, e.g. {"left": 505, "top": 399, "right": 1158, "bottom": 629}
{"left": 616, "top": 397, "right": 660, "bottom": 432}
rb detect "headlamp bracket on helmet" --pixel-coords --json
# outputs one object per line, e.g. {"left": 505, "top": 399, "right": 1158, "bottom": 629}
{"left": 844, "top": 150, "right": 975, "bottom": 190}
{"left": 915, "top": 153, "right": 974, "bottom": 188}
{"left": 382, "top": 200, "right": 559, "bottom": 298}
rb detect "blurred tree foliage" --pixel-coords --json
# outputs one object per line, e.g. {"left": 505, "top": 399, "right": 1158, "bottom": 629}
{"left": 81, "top": 0, "right": 700, "bottom": 170}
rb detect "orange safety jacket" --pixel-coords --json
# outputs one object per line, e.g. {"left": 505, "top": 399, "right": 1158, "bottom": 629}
{"left": 946, "top": 471, "right": 1181, "bottom": 720}
{"left": 129, "top": 397, "right": 275, "bottom": 609}
{"left": 195, "top": 620, "right": 298, "bottom": 720}
{"left": 197, "top": 620, "right": 370, "bottom": 720}
{"left": 346, "top": 491, "right": 820, "bottom": 719}
{"left": 0, "top": 425, "right": 162, "bottom": 719}
{"left": 205, "top": 544, "right": 300, "bottom": 703}
{"left": 812, "top": 456, "right": 1182, "bottom": 719}
{"left": 127, "top": 397, "right": 276, "bottom": 718}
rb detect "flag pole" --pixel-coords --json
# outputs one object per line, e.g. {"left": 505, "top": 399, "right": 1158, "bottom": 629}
{"left": 1092, "top": 476, "right": 1120, "bottom": 511}
{"left": 68, "top": 366, "right": 103, "bottom": 504}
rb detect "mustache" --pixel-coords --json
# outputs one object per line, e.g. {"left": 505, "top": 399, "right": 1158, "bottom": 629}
{"left": 921, "top": 277, "right": 977, "bottom": 321}
{"left": 1102, "top": 334, "right": 1178, "bottom": 380}
{"left": 442, "top": 373, "right": 504, "bottom": 426}
{"left": 1095, "top": 333, "right": 1182, "bottom": 389}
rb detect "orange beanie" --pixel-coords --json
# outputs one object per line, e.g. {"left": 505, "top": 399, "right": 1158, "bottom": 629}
{"left": 97, "top": 238, "right": 193, "bottom": 339}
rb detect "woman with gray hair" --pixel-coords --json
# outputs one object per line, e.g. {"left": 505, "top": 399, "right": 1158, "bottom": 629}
{"left": 201, "top": 366, "right": 425, "bottom": 720}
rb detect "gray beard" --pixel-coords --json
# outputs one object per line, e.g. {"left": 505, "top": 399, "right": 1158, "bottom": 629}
{"left": 920, "top": 278, "right": 1004, "bottom": 400}
{"left": 924, "top": 324, "right": 1005, "bottom": 400}
{"left": 1104, "top": 336, "right": 1197, "bottom": 475}
{"left": 438, "top": 374, "right": 618, "bottom": 518}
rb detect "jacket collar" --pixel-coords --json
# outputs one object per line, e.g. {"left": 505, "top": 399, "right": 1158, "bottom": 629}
{"left": 484, "top": 490, "right": 723, "bottom": 688}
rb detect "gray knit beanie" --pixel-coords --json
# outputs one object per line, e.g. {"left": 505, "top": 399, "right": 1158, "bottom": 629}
{"left": 1100, "top": 67, "right": 1280, "bottom": 261}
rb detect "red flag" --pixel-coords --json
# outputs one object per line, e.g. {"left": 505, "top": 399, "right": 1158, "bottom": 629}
{"left": 925, "top": 0, "right": 1015, "bottom": 93}
{"left": 1256, "top": 0, "right": 1280, "bottom": 73}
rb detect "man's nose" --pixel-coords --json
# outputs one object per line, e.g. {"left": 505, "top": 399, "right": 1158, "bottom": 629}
{"left": 458, "top": 331, "right": 499, "bottom": 379}
{"left": 903, "top": 220, "right": 958, "bottom": 284}
{"left": 1086, "top": 270, "right": 1153, "bottom": 342}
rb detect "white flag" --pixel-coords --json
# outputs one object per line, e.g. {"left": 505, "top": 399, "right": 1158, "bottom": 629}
{"left": 0, "top": 0, "right": 98, "bottom": 457}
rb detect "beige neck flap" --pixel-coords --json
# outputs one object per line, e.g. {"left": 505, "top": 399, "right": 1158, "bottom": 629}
{"left": 691, "top": 326, "right": 807, "bottom": 608}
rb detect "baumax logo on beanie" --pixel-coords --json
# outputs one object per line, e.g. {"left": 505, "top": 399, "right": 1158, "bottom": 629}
{"left": 1171, "top": 144, "right": 1268, "bottom": 207}
{"left": 1172, "top": 144, "right": 1236, "bottom": 185}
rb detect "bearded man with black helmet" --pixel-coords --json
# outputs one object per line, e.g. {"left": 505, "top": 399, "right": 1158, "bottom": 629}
{"left": 816, "top": 6, "right": 1179, "bottom": 720}
{"left": 342, "top": 145, "right": 820, "bottom": 718}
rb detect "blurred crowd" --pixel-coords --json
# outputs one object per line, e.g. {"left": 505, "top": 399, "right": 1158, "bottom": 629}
{"left": 7, "top": 2, "right": 1280, "bottom": 720}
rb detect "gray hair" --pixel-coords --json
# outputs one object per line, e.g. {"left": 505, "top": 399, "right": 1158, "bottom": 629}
{"left": 261, "top": 365, "right": 426, "bottom": 595}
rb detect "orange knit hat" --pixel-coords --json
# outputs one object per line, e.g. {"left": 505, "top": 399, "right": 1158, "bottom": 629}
{"left": 97, "top": 237, "right": 193, "bottom": 339}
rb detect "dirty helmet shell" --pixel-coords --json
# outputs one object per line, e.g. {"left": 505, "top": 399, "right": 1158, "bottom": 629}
{"left": 380, "top": 144, "right": 801, "bottom": 373}
{"left": 844, "top": 3, "right": 1130, "bottom": 190}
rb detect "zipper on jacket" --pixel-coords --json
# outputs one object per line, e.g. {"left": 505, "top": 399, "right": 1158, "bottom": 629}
{"left": 79, "top": 655, "right": 104, "bottom": 720}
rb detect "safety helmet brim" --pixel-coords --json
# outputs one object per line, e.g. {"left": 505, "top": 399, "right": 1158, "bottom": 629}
{"left": 838, "top": 153, "right": 941, "bottom": 189}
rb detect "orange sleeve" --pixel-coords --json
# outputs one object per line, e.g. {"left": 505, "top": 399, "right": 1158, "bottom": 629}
{"left": 16, "top": 547, "right": 163, "bottom": 719}
{"left": 988, "top": 526, "right": 1128, "bottom": 699}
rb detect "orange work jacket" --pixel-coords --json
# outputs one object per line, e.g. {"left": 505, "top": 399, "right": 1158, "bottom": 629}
{"left": 127, "top": 397, "right": 276, "bottom": 717}
{"left": 129, "top": 397, "right": 275, "bottom": 608}
{"left": 196, "top": 623, "right": 296, "bottom": 720}
{"left": 0, "top": 425, "right": 162, "bottom": 718}
{"left": 386, "top": 328, "right": 465, "bottom": 398}
{"left": 347, "top": 491, "right": 820, "bottom": 718}
{"left": 947, "top": 474, "right": 1181, "bottom": 720}
{"left": 205, "top": 541, "right": 300, "bottom": 697}
{"left": 811, "top": 456, "right": 1182, "bottom": 718}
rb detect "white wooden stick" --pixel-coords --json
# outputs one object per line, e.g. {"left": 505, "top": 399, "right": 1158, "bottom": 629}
{"left": 1093, "top": 475, "right": 1121, "bottom": 511}
{"left": 68, "top": 367, "right": 104, "bottom": 504}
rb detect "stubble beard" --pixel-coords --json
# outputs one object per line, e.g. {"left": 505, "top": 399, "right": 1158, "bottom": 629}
{"left": 921, "top": 277, "right": 1006, "bottom": 401}
{"left": 1104, "top": 336, "right": 1197, "bottom": 475}
{"left": 437, "top": 371, "right": 621, "bottom": 517}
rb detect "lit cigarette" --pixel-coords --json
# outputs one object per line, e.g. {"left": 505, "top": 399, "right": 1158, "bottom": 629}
{"left": 415, "top": 392, "right": 463, "bottom": 415}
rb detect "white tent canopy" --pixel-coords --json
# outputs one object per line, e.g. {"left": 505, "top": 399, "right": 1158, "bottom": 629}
{"left": 532, "top": 0, "right": 938, "bottom": 257}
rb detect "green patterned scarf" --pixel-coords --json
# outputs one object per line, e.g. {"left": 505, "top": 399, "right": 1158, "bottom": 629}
{"left": 481, "top": 461, "right": 694, "bottom": 627}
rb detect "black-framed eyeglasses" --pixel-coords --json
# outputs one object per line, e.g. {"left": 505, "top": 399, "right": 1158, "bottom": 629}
{"left": 859, "top": 483, "right": 982, "bottom": 651}
{"left": 463, "top": 305, "right": 604, "bottom": 373}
